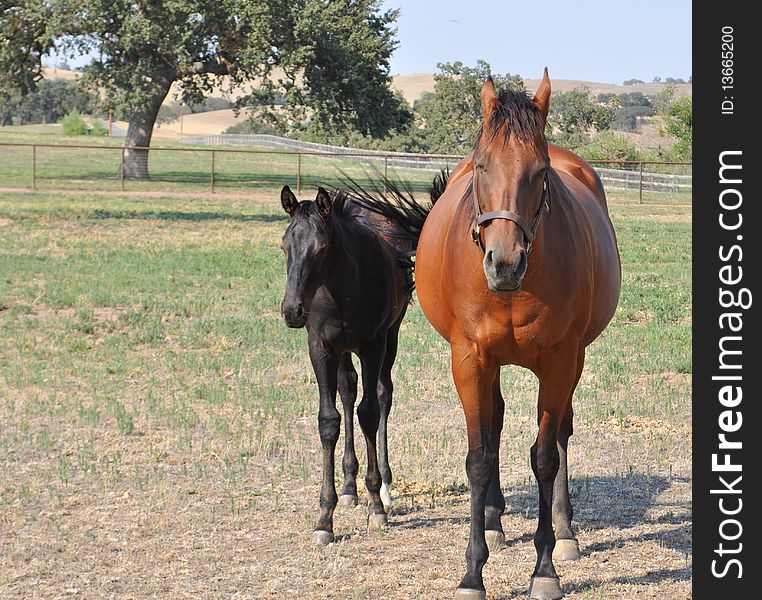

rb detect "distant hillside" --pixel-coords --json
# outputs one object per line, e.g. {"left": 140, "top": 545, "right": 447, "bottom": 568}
{"left": 391, "top": 73, "right": 692, "bottom": 104}
{"left": 40, "top": 68, "right": 691, "bottom": 146}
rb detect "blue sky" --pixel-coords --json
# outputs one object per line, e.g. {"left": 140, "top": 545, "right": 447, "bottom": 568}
{"left": 51, "top": 1, "right": 691, "bottom": 85}
{"left": 381, "top": 0, "right": 692, "bottom": 83}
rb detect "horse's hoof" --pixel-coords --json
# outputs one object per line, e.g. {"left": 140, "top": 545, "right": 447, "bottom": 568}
{"left": 485, "top": 529, "right": 506, "bottom": 552}
{"left": 367, "top": 513, "right": 388, "bottom": 531}
{"left": 553, "top": 538, "right": 580, "bottom": 561}
{"left": 380, "top": 482, "right": 393, "bottom": 512}
{"left": 313, "top": 530, "right": 334, "bottom": 546}
{"left": 528, "top": 576, "right": 564, "bottom": 599}
{"left": 338, "top": 494, "right": 358, "bottom": 508}
{"left": 454, "top": 588, "right": 487, "bottom": 600}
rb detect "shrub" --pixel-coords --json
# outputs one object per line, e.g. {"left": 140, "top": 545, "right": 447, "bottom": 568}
{"left": 577, "top": 131, "right": 641, "bottom": 162}
{"left": 60, "top": 110, "right": 88, "bottom": 135}
{"left": 90, "top": 120, "right": 108, "bottom": 136}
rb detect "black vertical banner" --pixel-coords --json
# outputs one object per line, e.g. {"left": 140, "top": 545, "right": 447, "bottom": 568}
{"left": 693, "top": 4, "right": 760, "bottom": 597}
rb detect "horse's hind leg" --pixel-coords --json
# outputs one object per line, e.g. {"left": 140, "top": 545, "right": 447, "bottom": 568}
{"left": 357, "top": 335, "right": 389, "bottom": 529}
{"left": 308, "top": 336, "right": 341, "bottom": 545}
{"left": 552, "top": 349, "right": 585, "bottom": 562}
{"left": 337, "top": 353, "right": 360, "bottom": 507}
{"left": 528, "top": 345, "right": 581, "bottom": 600}
{"left": 485, "top": 370, "right": 507, "bottom": 552}
{"left": 376, "top": 316, "right": 403, "bottom": 512}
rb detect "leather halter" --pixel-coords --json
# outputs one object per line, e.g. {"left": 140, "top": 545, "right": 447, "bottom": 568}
{"left": 471, "top": 169, "right": 552, "bottom": 255}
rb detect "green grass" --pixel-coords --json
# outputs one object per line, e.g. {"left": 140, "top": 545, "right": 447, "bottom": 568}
{"left": 0, "top": 189, "right": 690, "bottom": 495}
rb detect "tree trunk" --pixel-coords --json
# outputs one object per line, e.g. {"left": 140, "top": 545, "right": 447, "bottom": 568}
{"left": 123, "top": 79, "right": 172, "bottom": 180}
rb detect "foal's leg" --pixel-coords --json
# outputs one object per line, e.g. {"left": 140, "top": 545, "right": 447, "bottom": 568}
{"left": 376, "top": 316, "right": 403, "bottom": 512}
{"left": 485, "top": 370, "right": 507, "bottom": 552}
{"left": 552, "top": 348, "right": 585, "bottom": 562}
{"left": 357, "top": 335, "right": 389, "bottom": 529}
{"left": 451, "top": 336, "right": 499, "bottom": 600}
{"left": 308, "top": 335, "right": 341, "bottom": 545}
{"left": 527, "top": 346, "right": 581, "bottom": 600}
{"left": 337, "top": 352, "right": 360, "bottom": 507}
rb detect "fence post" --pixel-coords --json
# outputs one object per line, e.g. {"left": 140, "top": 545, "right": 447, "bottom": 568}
{"left": 384, "top": 155, "right": 389, "bottom": 196}
{"left": 211, "top": 150, "right": 216, "bottom": 194}
{"left": 297, "top": 153, "right": 302, "bottom": 195}
{"left": 32, "top": 145, "right": 37, "bottom": 191}
{"left": 120, "top": 148, "right": 125, "bottom": 192}
{"left": 639, "top": 161, "right": 644, "bottom": 204}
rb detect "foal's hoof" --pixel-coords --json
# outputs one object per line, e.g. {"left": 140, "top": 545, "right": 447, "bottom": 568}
{"left": 338, "top": 494, "right": 359, "bottom": 508}
{"left": 380, "top": 482, "right": 393, "bottom": 512}
{"left": 367, "top": 513, "right": 388, "bottom": 531}
{"left": 528, "top": 576, "right": 564, "bottom": 599}
{"left": 485, "top": 529, "right": 506, "bottom": 552}
{"left": 454, "top": 588, "right": 487, "bottom": 600}
{"left": 313, "top": 530, "right": 334, "bottom": 546}
{"left": 553, "top": 538, "right": 580, "bottom": 561}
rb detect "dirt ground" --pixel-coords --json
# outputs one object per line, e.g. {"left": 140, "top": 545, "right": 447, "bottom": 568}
{"left": 0, "top": 415, "right": 691, "bottom": 600}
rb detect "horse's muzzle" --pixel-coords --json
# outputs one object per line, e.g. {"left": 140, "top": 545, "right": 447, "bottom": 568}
{"left": 483, "top": 248, "right": 527, "bottom": 292}
{"left": 281, "top": 297, "right": 309, "bottom": 328}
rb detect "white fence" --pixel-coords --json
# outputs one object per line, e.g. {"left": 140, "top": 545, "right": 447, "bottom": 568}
{"left": 180, "top": 134, "right": 691, "bottom": 194}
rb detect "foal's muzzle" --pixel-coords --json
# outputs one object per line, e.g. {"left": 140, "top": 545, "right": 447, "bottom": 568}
{"left": 281, "top": 297, "right": 308, "bottom": 328}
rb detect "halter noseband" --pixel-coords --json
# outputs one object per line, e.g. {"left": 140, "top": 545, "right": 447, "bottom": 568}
{"left": 471, "top": 169, "right": 552, "bottom": 255}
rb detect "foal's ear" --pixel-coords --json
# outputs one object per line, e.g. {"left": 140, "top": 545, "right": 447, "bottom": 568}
{"left": 281, "top": 185, "right": 299, "bottom": 216}
{"left": 532, "top": 67, "right": 551, "bottom": 123}
{"left": 315, "top": 187, "right": 333, "bottom": 217}
{"left": 481, "top": 76, "right": 499, "bottom": 129}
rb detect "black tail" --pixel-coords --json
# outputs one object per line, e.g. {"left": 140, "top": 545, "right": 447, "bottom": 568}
{"left": 429, "top": 167, "right": 450, "bottom": 204}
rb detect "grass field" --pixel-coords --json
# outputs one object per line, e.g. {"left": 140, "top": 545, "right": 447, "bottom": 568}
{"left": 0, "top": 187, "right": 691, "bottom": 598}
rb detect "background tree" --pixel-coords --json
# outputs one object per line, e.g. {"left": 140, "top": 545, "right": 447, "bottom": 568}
{"left": 0, "top": 1, "right": 56, "bottom": 101}
{"left": 0, "top": 79, "right": 96, "bottom": 125}
{"left": 662, "top": 94, "right": 692, "bottom": 159}
{"left": 415, "top": 60, "right": 524, "bottom": 154}
{"left": 3, "top": 0, "right": 408, "bottom": 179}
{"left": 547, "top": 86, "right": 613, "bottom": 147}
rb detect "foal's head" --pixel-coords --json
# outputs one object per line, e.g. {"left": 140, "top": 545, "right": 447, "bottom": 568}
{"left": 279, "top": 186, "right": 335, "bottom": 328}
{"left": 472, "top": 70, "right": 551, "bottom": 292}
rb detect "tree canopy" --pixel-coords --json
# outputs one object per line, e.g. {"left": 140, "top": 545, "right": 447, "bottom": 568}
{"left": 415, "top": 60, "right": 525, "bottom": 155}
{"left": 1, "top": 0, "right": 409, "bottom": 178}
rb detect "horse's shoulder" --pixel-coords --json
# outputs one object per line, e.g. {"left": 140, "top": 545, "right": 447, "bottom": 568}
{"left": 549, "top": 144, "right": 606, "bottom": 207}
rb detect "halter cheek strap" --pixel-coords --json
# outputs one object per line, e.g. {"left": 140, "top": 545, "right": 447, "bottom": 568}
{"left": 471, "top": 170, "right": 552, "bottom": 254}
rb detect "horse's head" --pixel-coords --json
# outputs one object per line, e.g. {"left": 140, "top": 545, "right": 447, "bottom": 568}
{"left": 279, "top": 185, "right": 335, "bottom": 328}
{"left": 472, "top": 70, "right": 552, "bottom": 292}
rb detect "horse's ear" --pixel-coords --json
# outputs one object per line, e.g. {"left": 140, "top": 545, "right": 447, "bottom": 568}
{"left": 532, "top": 67, "right": 551, "bottom": 122}
{"left": 281, "top": 185, "right": 299, "bottom": 216}
{"left": 481, "top": 76, "right": 499, "bottom": 128}
{"left": 315, "top": 187, "right": 333, "bottom": 217}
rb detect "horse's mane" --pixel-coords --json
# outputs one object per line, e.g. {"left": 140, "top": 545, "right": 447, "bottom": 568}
{"left": 475, "top": 89, "right": 545, "bottom": 147}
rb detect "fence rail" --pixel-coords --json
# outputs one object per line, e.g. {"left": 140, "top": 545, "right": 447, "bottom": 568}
{"left": 0, "top": 141, "right": 691, "bottom": 202}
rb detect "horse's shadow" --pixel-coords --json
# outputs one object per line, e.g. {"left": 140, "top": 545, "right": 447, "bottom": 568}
{"left": 87, "top": 209, "right": 288, "bottom": 223}
{"left": 391, "top": 473, "right": 691, "bottom": 559}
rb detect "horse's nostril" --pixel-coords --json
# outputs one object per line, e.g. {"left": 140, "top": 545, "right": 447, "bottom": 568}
{"left": 485, "top": 250, "right": 494, "bottom": 264}
{"left": 518, "top": 250, "right": 527, "bottom": 274}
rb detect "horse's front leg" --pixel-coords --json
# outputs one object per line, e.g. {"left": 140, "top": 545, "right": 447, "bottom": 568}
{"left": 308, "top": 335, "right": 341, "bottom": 545}
{"left": 357, "top": 335, "right": 389, "bottom": 529}
{"left": 451, "top": 336, "right": 499, "bottom": 600}
{"left": 485, "top": 370, "right": 507, "bottom": 552}
{"left": 337, "top": 352, "right": 360, "bottom": 507}
{"left": 551, "top": 348, "right": 585, "bottom": 562}
{"left": 527, "top": 345, "right": 582, "bottom": 599}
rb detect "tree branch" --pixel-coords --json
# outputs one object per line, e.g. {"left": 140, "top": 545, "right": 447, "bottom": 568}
{"left": 178, "top": 53, "right": 234, "bottom": 77}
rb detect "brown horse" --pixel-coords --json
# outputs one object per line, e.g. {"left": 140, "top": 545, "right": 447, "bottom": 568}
{"left": 414, "top": 71, "right": 621, "bottom": 599}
